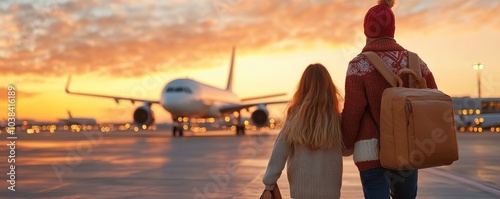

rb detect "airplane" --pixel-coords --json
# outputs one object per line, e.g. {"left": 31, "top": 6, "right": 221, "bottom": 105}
{"left": 0, "top": 119, "right": 54, "bottom": 132}
{"left": 1, "top": 119, "right": 34, "bottom": 129}
{"left": 453, "top": 97, "right": 500, "bottom": 132}
{"left": 58, "top": 111, "right": 97, "bottom": 126}
{"left": 455, "top": 113, "right": 500, "bottom": 133}
{"left": 65, "top": 47, "right": 288, "bottom": 136}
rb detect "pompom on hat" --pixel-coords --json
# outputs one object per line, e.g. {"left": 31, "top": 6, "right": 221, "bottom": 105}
{"left": 364, "top": 0, "right": 396, "bottom": 38}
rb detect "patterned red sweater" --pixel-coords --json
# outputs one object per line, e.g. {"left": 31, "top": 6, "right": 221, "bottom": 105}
{"left": 341, "top": 39, "right": 438, "bottom": 171}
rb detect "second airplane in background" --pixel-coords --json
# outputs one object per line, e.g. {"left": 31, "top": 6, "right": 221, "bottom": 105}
{"left": 65, "top": 47, "right": 288, "bottom": 136}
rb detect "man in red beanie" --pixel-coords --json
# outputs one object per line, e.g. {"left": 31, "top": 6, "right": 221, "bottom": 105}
{"left": 341, "top": 0, "right": 438, "bottom": 198}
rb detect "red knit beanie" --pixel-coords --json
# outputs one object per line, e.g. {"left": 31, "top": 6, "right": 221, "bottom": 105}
{"left": 364, "top": 0, "right": 396, "bottom": 38}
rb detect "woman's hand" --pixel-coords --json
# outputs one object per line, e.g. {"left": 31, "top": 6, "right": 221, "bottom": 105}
{"left": 342, "top": 147, "right": 354, "bottom": 157}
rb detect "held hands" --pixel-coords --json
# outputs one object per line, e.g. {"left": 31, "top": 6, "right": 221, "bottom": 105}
{"left": 342, "top": 147, "right": 354, "bottom": 157}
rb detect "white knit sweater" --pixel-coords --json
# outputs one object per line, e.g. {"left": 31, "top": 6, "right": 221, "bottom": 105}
{"left": 262, "top": 132, "right": 343, "bottom": 199}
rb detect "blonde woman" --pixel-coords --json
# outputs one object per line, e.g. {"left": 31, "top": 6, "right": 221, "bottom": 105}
{"left": 262, "top": 64, "right": 344, "bottom": 199}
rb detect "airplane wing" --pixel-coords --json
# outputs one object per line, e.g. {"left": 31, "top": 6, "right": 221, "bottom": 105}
{"left": 219, "top": 101, "right": 289, "bottom": 113}
{"left": 240, "top": 93, "right": 287, "bottom": 102}
{"left": 65, "top": 76, "right": 160, "bottom": 104}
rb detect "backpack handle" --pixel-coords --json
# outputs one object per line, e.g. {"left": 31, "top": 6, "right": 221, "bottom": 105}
{"left": 397, "top": 69, "right": 428, "bottom": 88}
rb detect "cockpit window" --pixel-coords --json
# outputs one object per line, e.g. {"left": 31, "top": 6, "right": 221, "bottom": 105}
{"left": 165, "top": 87, "right": 192, "bottom": 94}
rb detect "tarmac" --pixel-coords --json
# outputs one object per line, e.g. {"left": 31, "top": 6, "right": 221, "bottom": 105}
{"left": 0, "top": 129, "right": 499, "bottom": 198}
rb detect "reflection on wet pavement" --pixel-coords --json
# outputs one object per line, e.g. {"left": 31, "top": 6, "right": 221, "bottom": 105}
{"left": 0, "top": 130, "right": 499, "bottom": 198}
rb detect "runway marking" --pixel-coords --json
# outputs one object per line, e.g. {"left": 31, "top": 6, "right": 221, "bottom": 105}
{"left": 426, "top": 168, "right": 500, "bottom": 196}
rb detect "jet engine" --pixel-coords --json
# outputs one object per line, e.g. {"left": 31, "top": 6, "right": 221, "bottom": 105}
{"left": 251, "top": 105, "right": 269, "bottom": 127}
{"left": 133, "top": 105, "right": 155, "bottom": 126}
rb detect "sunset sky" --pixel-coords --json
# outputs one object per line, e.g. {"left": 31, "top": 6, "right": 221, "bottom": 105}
{"left": 1, "top": 0, "right": 499, "bottom": 123}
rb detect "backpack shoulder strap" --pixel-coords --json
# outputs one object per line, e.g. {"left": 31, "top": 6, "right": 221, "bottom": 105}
{"left": 361, "top": 51, "right": 402, "bottom": 87}
{"left": 408, "top": 51, "right": 421, "bottom": 77}
{"left": 408, "top": 51, "right": 421, "bottom": 88}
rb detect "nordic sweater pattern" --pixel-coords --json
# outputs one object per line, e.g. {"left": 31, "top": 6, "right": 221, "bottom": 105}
{"left": 262, "top": 132, "right": 343, "bottom": 199}
{"left": 342, "top": 50, "right": 438, "bottom": 172}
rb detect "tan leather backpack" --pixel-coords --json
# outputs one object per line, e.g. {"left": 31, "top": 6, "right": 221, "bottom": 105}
{"left": 362, "top": 51, "right": 459, "bottom": 170}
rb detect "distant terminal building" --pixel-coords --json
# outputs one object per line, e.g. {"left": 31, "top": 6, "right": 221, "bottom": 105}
{"left": 452, "top": 97, "right": 500, "bottom": 132}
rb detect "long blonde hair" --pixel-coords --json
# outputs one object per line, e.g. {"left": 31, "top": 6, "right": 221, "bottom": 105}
{"left": 281, "top": 64, "right": 343, "bottom": 150}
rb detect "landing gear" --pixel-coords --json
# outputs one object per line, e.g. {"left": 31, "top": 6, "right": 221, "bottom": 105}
{"left": 172, "top": 125, "right": 184, "bottom": 137}
{"left": 236, "top": 125, "right": 245, "bottom": 136}
{"left": 171, "top": 116, "right": 186, "bottom": 137}
{"left": 235, "top": 111, "right": 245, "bottom": 136}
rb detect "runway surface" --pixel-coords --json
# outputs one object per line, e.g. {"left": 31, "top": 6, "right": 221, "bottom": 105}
{"left": 1, "top": 129, "right": 500, "bottom": 198}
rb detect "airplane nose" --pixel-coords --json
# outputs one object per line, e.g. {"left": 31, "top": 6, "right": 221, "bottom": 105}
{"left": 163, "top": 95, "right": 193, "bottom": 115}
{"left": 163, "top": 94, "right": 188, "bottom": 113}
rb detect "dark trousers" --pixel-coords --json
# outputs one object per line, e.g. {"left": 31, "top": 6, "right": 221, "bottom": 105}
{"left": 359, "top": 167, "right": 418, "bottom": 199}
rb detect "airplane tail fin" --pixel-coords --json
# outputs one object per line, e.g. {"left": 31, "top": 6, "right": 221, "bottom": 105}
{"left": 65, "top": 75, "right": 72, "bottom": 93}
{"left": 226, "top": 46, "right": 235, "bottom": 91}
{"left": 68, "top": 111, "right": 73, "bottom": 119}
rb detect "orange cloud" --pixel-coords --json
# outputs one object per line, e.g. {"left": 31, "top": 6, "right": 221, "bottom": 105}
{"left": 0, "top": 87, "right": 39, "bottom": 99}
{"left": 0, "top": 0, "right": 498, "bottom": 79}
{"left": 395, "top": 1, "right": 500, "bottom": 33}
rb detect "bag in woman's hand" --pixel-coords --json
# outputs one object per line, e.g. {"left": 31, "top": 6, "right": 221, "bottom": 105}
{"left": 259, "top": 184, "right": 282, "bottom": 199}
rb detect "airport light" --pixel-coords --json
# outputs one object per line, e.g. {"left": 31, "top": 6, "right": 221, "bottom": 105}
{"left": 473, "top": 63, "right": 484, "bottom": 99}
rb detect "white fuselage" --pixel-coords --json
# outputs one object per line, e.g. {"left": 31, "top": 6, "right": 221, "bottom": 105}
{"left": 160, "top": 79, "right": 239, "bottom": 118}
{"left": 458, "top": 113, "right": 500, "bottom": 128}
